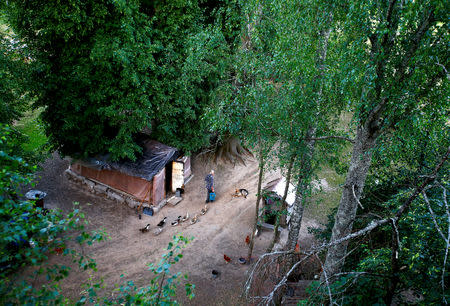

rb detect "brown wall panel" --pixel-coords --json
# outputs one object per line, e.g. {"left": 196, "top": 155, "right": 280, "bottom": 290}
{"left": 71, "top": 163, "right": 152, "bottom": 202}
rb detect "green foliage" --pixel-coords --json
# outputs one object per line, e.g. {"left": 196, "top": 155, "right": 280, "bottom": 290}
{"left": 3, "top": 0, "right": 238, "bottom": 161}
{"left": 13, "top": 108, "right": 48, "bottom": 154}
{"left": 0, "top": 124, "right": 106, "bottom": 304}
{"left": 1, "top": 125, "right": 194, "bottom": 304}
{"left": 102, "top": 235, "right": 195, "bottom": 305}
{"left": 0, "top": 24, "right": 30, "bottom": 125}
{"left": 312, "top": 116, "right": 449, "bottom": 304}
{"left": 1, "top": 16, "right": 48, "bottom": 164}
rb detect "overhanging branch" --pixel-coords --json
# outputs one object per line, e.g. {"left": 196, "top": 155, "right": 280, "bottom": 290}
{"left": 305, "top": 135, "right": 355, "bottom": 144}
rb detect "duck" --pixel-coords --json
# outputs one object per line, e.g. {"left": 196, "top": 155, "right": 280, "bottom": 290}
{"left": 181, "top": 213, "right": 189, "bottom": 222}
{"left": 139, "top": 224, "right": 151, "bottom": 233}
{"left": 171, "top": 216, "right": 182, "bottom": 226}
{"left": 157, "top": 217, "right": 167, "bottom": 227}
{"left": 153, "top": 227, "right": 163, "bottom": 236}
{"left": 200, "top": 204, "right": 208, "bottom": 215}
{"left": 190, "top": 214, "right": 199, "bottom": 225}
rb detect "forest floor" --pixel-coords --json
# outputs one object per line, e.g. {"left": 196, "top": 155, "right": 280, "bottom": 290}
{"left": 30, "top": 152, "right": 341, "bottom": 305}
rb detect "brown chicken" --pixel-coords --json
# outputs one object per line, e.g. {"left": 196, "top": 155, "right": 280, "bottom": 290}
{"left": 224, "top": 254, "right": 231, "bottom": 263}
{"left": 245, "top": 235, "right": 250, "bottom": 245}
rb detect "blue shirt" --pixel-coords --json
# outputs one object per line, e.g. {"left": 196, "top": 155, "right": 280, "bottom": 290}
{"left": 205, "top": 174, "right": 214, "bottom": 190}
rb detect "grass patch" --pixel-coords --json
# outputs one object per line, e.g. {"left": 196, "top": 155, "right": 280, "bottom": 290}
{"left": 14, "top": 108, "right": 48, "bottom": 152}
{"left": 305, "top": 165, "right": 346, "bottom": 225}
{"left": 305, "top": 111, "right": 354, "bottom": 225}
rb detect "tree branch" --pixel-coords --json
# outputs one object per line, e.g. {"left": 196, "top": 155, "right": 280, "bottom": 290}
{"left": 245, "top": 146, "right": 450, "bottom": 304}
{"left": 352, "top": 184, "right": 364, "bottom": 210}
{"left": 305, "top": 135, "right": 355, "bottom": 143}
{"left": 422, "top": 191, "right": 446, "bottom": 241}
{"left": 395, "top": 146, "right": 450, "bottom": 219}
{"left": 315, "top": 254, "right": 335, "bottom": 305}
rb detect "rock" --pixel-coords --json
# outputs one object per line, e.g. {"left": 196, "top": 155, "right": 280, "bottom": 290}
{"left": 65, "top": 169, "right": 83, "bottom": 182}
{"left": 125, "top": 197, "right": 137, "bottom": 208}
{"left": 107, "top": 190, "right": 124, "bottom": 203}
{"left": 94, "top": 184, "right": 108, "bottom": 194}
{"left": 84, "top": 179, "right": 96, "bottom": 190}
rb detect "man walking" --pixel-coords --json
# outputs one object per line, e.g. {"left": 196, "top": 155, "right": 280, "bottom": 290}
{"left": 205, "top": 170, "right": 215, "bottom": 203}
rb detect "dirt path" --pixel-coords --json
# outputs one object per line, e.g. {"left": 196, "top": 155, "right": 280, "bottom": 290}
{"left": 33, "top": 153, "right": 318, "bottom": 305}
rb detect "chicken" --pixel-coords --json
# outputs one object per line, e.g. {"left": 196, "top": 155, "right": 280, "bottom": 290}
{"left": 224, "top": 254, "right": 231, "bottom": 263}
{"left": 157, "top": 217, "right": 167, "bottom": 227}
{"left": 245, "top": 235, "right": 250, "bottom": 245}
{"left": 54, "top": 247, "right": 64, "bottom": 255}
{"left": 139, "top": 224, "right": 151, "bottom": 233}
{"left": 200, "top": 204, "right": 208, "bottom": 215}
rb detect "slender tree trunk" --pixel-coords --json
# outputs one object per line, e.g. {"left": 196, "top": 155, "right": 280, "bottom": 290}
{"left": 284, "top": 13, "right": 332, "bottom": 252}
{"left": 322, "top": 125, "right": 377, "bottom": 277}
{"left": 385, "top": 219, "right": 400, "bottom": 305}
{"left": 286, "top": 129, "right": 317, "bottom": 251}
{"left": 280, "top": 155, "right": 296, "bottom": 228}
{"left": 267, "top": 154, "right": 295, "bottom": 252}
{"left": 247, "top": 148, "right": 265, "bottom": 261}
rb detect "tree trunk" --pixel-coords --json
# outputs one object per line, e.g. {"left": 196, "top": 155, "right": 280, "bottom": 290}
{"left": 284, "top": 11, "right": 333, "bottom": 252}
{"left": 247, "top": 149, "right": 264, "bottom": 261}
{"left": 322, "top": 125, "right": 377, "bottom": 277}
{"left": 385, "top": 219, "right": 400, "bottom": 305}
{"left": 322, "top": 3, "right": 435, "bottom": 280}
{"left": 267, "top": 155, "right": 295, "bottom": 252}
{"left": 286, "top": 129, "right": 316, "bottom": 251}
{"left": 280, "top": 155, "right": 296, "bottom": 228}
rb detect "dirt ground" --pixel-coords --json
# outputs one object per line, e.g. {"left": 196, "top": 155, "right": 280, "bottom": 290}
{"left": 32, "top": 153, "right": 319, "bottom": 305}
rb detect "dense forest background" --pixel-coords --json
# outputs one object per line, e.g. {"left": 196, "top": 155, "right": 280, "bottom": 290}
{"left": 1, "top": 0, "right": 449, "bottom": 304}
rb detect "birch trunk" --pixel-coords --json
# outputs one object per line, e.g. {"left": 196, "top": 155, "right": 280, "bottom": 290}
{"left": 286, "top": 129, "right": 316, "bottom": 250}
{"left": 267, "top": 155, "right": 295, "bottom": 252}
{"left": 322, "top": 125, "right": 377, "bottom": 276}
{"left": 247, "top": 149, "right": 264, "bottom": 261}
{"left": 285, "top": 14, "right": 332, "bottom": 251}
{"left": 322, "top": 3, "right": 434, "bottom": 279}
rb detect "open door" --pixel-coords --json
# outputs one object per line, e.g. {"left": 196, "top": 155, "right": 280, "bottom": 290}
{"left": 172, "top": 161, "right": 184, "bottom": 192}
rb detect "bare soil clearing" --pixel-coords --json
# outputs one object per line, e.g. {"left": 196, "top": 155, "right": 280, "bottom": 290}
{"left": 33, "top": 153, "right": 323, "bottom": 305}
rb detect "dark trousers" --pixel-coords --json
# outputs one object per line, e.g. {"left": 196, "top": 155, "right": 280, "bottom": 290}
{"left": 206, "top": 189, "right": 213, "bottom": 203}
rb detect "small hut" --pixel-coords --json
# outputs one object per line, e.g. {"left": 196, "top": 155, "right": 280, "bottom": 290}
{"left": 260, "top": 177, "right": 296, "bottom": 228}
{"left": 68, "top": 140, "right": 191, "bottom": 208}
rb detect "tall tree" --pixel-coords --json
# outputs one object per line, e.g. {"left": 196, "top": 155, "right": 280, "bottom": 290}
{"left": 323, "top": 0, "right": 449, "bottom": 278}
{"left": 4, "top": 0, "right": 233, "bottom": 160}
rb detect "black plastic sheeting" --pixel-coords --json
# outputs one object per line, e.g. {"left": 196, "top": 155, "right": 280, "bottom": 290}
{"left": 77, "top": 140, "right": 179, "bottom": 181}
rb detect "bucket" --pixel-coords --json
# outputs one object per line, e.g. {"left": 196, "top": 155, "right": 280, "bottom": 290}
{"left": 25, "top": 190, "right": 47, "bottom": 209}
{"left": 209, "top": 192, "right": 216, "bottom": 202}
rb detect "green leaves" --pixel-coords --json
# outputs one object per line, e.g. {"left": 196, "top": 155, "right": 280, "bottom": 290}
{"left": 105, "top": 234, "right": 194, "bottom": 305}
{"left": 0, "top": 125, "right": 109, "bottom": 304}
{"left": 3, "top": 0, "right": 236, "bottom": 161}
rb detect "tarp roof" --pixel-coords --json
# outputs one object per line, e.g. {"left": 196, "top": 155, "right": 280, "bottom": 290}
{"left": 263, "top": 177, "right": 296, "bottom": 206}
{"left": 76, "top": 140, "right": 179, "bottom": 181}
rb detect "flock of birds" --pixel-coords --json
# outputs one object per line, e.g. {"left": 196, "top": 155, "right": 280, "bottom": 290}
{"left": 139, "top": 190, "right": 250, "bottom": 265}
{"left": 139, "top": 204, "right": 209, "bottom": 236}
